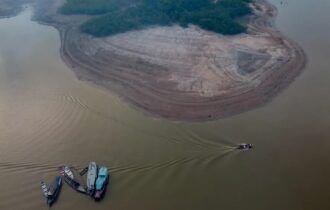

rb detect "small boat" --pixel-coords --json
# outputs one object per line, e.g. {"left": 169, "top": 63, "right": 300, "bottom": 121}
{"left": 86, "top": 162, "right": 98, "bottom": 196}
{"left": 41, "top": 176, "right": 63, "bottom": 206}
{"left": 59, "top": 165, "right": 86, "bottom": 194}
{"left": 59, "top": 165, "right": 74, "bottom": 179}
{"left": 80, "top": 167, "right": 88, "bottom": 176}
{"left": 237, "top": 143, "right": 253, "bottom": 150}
{"left": 94, "top": 167, "right": 109, "bottom": 201}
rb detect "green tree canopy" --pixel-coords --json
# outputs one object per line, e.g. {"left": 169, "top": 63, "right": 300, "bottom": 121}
{"left": 60, "top": 0, "right": 252, "bottom": 37}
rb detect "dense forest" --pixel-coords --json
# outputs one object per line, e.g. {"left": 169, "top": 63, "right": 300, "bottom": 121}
{"left": 60, "top": 0, "right": 252, "bottom": 37}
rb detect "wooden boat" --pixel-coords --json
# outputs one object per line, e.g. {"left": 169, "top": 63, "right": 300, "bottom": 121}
{"left": 59, "top": 165, "right": 74, "bottom": 179}
{"left": 94, "top": 167, "right": 109, "bottom": 201}
{"left": 59, "top": 165, "right": 86, "bottom": 194}
{"left": 41, "top": 176, "right": 63, "bottom": 206}
{"left": 86, "top": 162, "right": 98, "bottom": 196}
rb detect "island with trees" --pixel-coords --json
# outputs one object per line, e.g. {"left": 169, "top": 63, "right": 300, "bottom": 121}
{"left": 32, "top": 0, "right": 306, "bottom": 121}
{"left": 60, "top": 0, "right": 252, "bottom": 36}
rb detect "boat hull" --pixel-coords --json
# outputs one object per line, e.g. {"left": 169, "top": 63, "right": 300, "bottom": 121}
{"left": 46, "top": 176, "right": 63, "bottom": 207}
{"left": 87, "top": 162, "right": 97, "bottom": 196}
{"left": 59, "top": 165, "right": 86, "bottom": 194}
{"left": 94, "top": 174, "right": 109, "bottom": 201}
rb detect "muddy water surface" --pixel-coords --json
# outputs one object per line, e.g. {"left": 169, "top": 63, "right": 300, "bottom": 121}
{"left": 0, "top": 0, "right": 330, "bottom": 209}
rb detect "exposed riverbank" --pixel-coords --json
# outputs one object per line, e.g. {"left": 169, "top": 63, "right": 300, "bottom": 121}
{"left": 32, "top": 0, "right": 306, "bottom": 121}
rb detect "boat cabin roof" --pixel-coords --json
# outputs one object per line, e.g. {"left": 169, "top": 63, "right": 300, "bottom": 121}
{"left": 98, "top": 167, "right": 108, "bottom": 176}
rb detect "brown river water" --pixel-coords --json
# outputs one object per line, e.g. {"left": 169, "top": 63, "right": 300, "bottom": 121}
{"left": 0, "top": 0, "right": 330, "bottom": 209}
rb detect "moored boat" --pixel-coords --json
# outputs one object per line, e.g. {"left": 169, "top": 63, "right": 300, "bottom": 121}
{"left": 94, "top": 167, "right": 109, "bottom": 201}
{"left": 41, "top": 176, "right": 63, "bottom": 207}
{"left": 59, "top": 165, "right": 74, "bottom": 179}
{"left": 59, "top": 165, "right": 86, "bottom": 194}
{"left": 86, "top": 162, "right": 97, "bottom": 196}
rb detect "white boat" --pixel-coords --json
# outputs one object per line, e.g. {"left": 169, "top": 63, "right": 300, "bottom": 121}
{"left": 59, "top": 165, "right": 74, "bottom": 179}
{"left": 64, "top": 166, "right": 74, "bottom": 179}
{"left": 86, "top": 162, "right": 98, "bottom": 195}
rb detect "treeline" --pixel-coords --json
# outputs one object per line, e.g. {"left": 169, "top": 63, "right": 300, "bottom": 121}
{"left": 59, "top": 0, "right": 131, "bottom": 15}
{"left": 60, "top": 0, "right": 252, "bottom": 37}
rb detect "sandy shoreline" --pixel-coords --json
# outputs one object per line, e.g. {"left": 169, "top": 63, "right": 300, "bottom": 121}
{"left": 23, "top": 0, "right": 306, "bottom": 121}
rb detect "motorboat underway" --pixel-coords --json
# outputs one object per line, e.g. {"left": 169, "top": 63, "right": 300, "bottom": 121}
{"left": 237, "top": 143, "right": 253, "bottom": 150}
{"left": 86, "top": 162, "right": 98, "bottom": 196}
{"left": 59, "top": 165, "right": 86, "bottom": 194}
{"left": 41, "top": 176, "right": 63, "bottom": 206}
{"left": 94, "top": 167, "right": 109, "bottom": 201}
